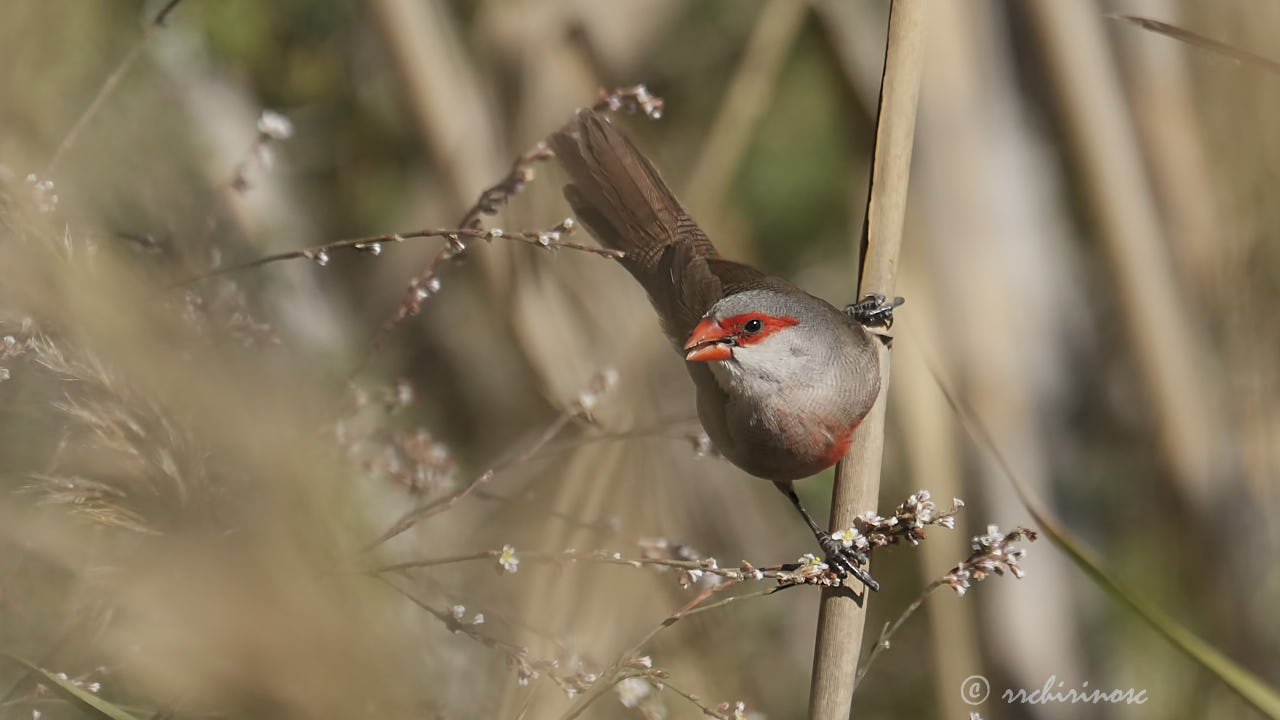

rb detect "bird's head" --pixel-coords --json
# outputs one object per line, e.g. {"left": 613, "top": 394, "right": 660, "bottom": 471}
{"left": 683, "top": 289, "right": 815, "bottom": 368}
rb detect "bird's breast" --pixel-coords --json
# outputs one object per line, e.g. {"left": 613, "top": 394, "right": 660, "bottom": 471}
{"left": 696, "top": 376, "right": 866, "bottom": 482}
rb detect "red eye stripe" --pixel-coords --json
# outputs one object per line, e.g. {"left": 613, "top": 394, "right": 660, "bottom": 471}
{"left": 719, "top": 313, "right": 798, "bottom": 346}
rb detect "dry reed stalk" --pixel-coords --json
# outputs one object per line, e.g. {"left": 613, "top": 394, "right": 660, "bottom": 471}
{"left": 1116, "top": 13, "right": 1226, "bottom": 295}
{"left": 1024, "top": 1, "right": 1224, "bottom": 515}
{"left": 809, "top": 0, "right": 927, "bottom": 717}
{"left": 889, "top": 271, "right": 978, "bottom": 720}
{"left": 42, "top": 0, "right": 187, "bottom": 176}
{"left": 916, "top": 0, "right": 1087, "bottom": 693}
{"left": 684, "top": 0, "right": 808, "bottom": 251}
{"left": 366, "top": 0, "right": 509, "bottom": 293}
{"left": 812, "top": 1, "right": 891, "bottom": 105}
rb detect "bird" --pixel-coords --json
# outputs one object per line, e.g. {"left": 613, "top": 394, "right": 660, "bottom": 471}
{"left": 549, "top": 110, "right": 898, "bottom": 591}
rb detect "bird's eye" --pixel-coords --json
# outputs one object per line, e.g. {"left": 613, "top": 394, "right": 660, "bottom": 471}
{"left": 743, "top": 318, "right": 764, "bottom": 334}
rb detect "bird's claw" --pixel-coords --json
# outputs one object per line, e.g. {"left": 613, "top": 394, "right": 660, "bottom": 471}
{"left": 845, "top": 293, "right": 905, "bottom": 330}
{"left": 818, "top": 531, "right": 880, "bottom": 592}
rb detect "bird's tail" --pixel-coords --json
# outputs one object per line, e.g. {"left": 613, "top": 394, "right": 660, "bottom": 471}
{"left": 548, "top": 111, "right": 716, "bottom": 291}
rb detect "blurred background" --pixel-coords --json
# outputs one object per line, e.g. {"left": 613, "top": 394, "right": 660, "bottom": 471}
{"left": 1, "top": 0, "right": 1277, "bottom": 718}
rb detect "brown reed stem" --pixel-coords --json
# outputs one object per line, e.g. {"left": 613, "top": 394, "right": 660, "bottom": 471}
{"left": 808, "top": 0, "right": 926, "bottom": 717}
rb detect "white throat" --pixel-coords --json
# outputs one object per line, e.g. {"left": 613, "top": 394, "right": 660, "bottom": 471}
{"left": 707, "top": 336, "right": 814, "bottom": 397}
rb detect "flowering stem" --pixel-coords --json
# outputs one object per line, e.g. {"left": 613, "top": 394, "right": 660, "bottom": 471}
{"left": 173, "top": 222, "right": 621, "bottom": 288}
{"left": 852, "top": 581, "right": 946, "bottom": 689}
{"left": 853, "top": 526, "right": 1036, "bottom": 689}
{"left": 366, "top": 401, "right": 580, "bottom": 548}
{"left": 374, "top": 551, "right": 494, "bottom": 573}
{"left": 557, "top": 580, "right": 741, "bottom": 720}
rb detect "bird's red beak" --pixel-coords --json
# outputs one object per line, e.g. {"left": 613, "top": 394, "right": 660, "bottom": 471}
{"left": 683, "top": 317, "right": 734, "bottom": 362}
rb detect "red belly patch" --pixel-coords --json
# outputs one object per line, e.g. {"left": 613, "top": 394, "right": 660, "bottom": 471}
{"left": 817, "top": 418, "right": 862, "bottom": 469}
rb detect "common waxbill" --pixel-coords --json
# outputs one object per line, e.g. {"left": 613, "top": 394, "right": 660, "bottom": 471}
{"left": 550, "top": 111, "right": 897, "bottom": 590}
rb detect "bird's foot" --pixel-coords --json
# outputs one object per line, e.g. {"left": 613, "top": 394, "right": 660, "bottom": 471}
{"left": 845, "top": 293, "right": 905, "bottom": 330}
{"left": 817, "top": 531, "right": 880, "bottom": 592}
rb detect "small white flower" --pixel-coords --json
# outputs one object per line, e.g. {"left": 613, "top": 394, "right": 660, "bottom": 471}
{"left": 691, "top": 431, "right": 713, "bottom": 457}
{"left": 87, "top": 682, "right": 101, "bottom": 693}
{"left": 451, "top": 605, "right": 465, "bottom": 620}
{"left": 26, "top": 174, "right": 58, "bottom": 213}
{"left": 498, "top": 544, "right": 520, "bottom": 574}
{"left": 257, "top": 110, "right": 294, "bottom": 140}
{"left": 831, "top": 528, "right": 857, "bottom": 548}
{"left": 616, "top": 677, "right": 650, "bottom": 708}
{"left": 598, "top": 368, "right": 619, "bottom": 391}
{"left": 471, "top": 613, "right": 485, "bottom": 625}
{"left": 679, "top": 567, "right": 704, "bottom": 588}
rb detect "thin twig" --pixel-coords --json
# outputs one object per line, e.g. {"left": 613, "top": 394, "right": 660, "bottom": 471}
{"left": 1110, "top": 15, "right": 1280, "bottom": 75}
{"left": 190, "top": 129, "right": 282, "bottom": 256}
{"left": 558, "top": 580, "right": 745, "bottom": 720}
{"left": 357, "top": 85, "right": 662, "bottom": 373}
{"left": 374, "top": 551, "right": 493, "bottom": 573}
{"left": 44, "top": 0, "right": 190, "bottom": 175}
{"left": 457, "top": 144, "right": 555, "bottom": 230}
{"left": 171, "top": 220, "right": 621, "bottom": 288}
{"left": 382, "top": 573, "right": 613, "bottom": 700}
{"left": 660, "top": 680, "right": 728, "bottom": 718}
{"left": 365, "top": 378, "right": 595, "bottom": 548}
{"left": 378, "top": 546, "right": 792, "bottom": 718}
{"left": 853, "top": 525, "right": 1036, "bottom": 689}
{"left": 371, "top": 548, "right": 812, "bottom": 585}
{"left": 378, "top": 574, "right": 528, "bottom": 657}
